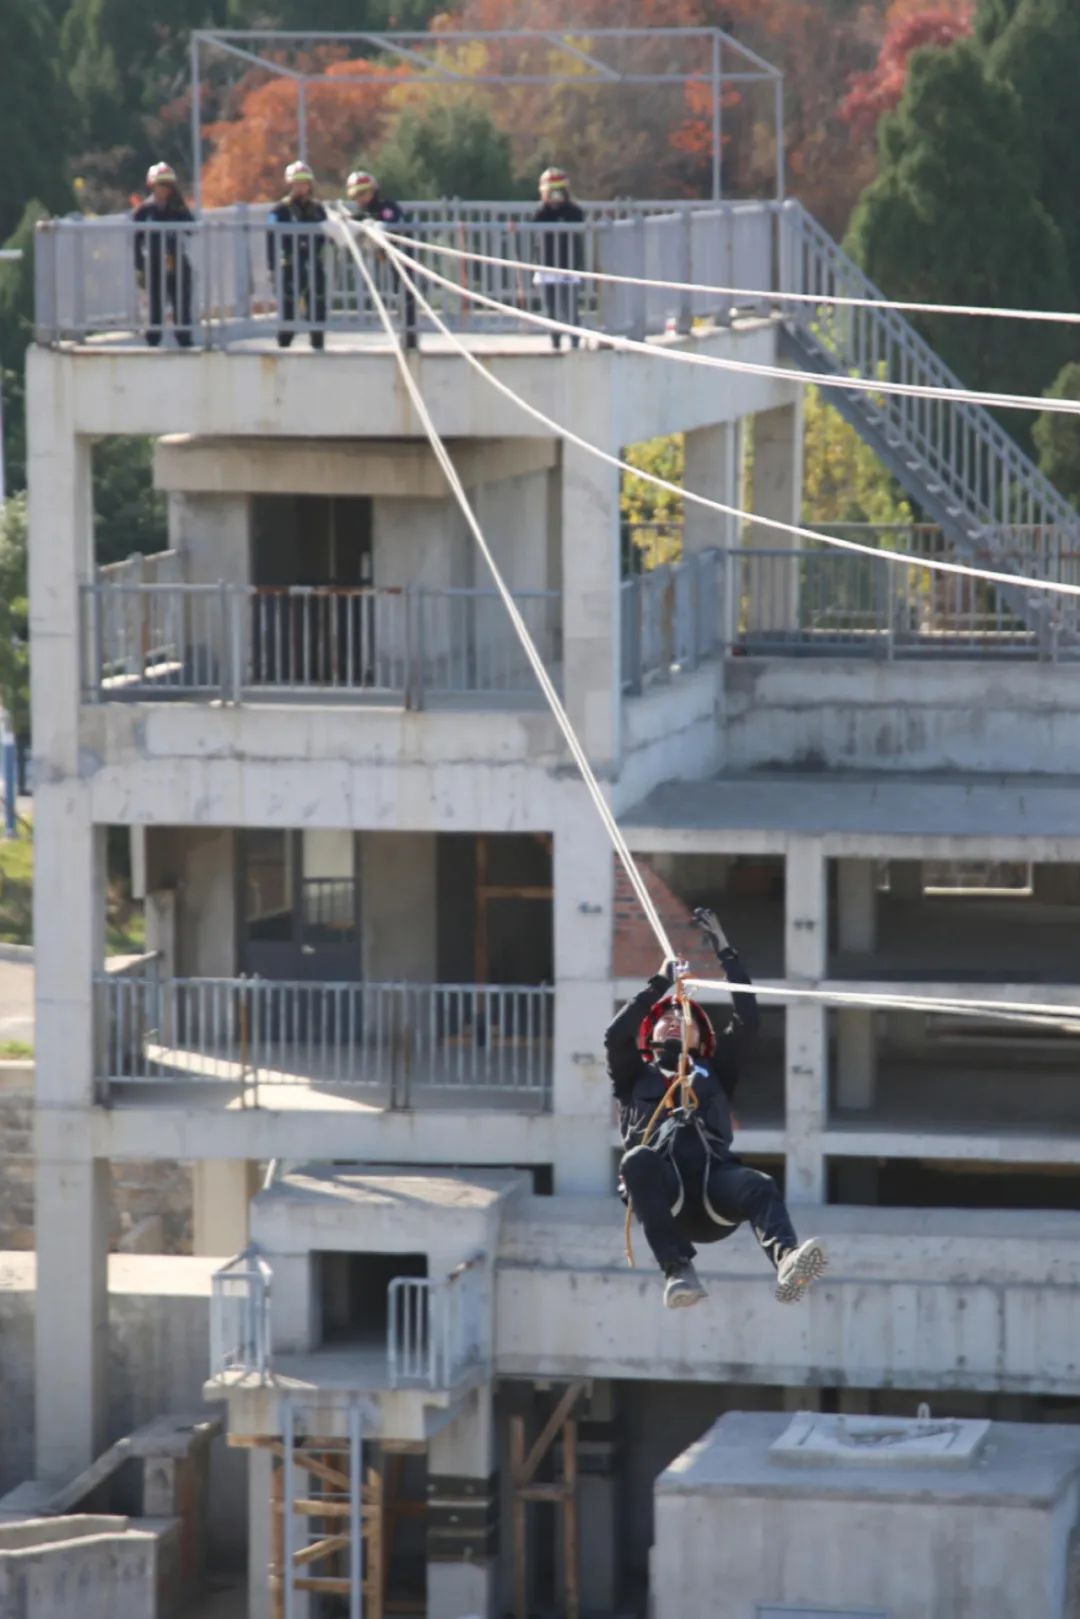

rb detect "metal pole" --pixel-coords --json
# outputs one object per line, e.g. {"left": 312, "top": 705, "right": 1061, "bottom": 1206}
{"left": 281, "top": 1399, "right": 296, "bottom": 1619}
{"left": 191, "top": 36, "right": 202, "bottom": 212}
{"left": 349, "top": 1401, "right": 363, "bottom": 1619}
{"left": 297, "top": 79, "right": 308, "bottom": 163}
{"left": 711, "top": 31, "right": 722, "bottom": 203}
{"left": 775, "top": 75, "right": 786, "bottom": 202}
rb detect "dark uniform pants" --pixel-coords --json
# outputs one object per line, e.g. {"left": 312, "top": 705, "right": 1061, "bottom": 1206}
{"left": 279, "top": 264, "right": 327, "bottom": 347}
{"left": 621, "top": 1129, "right": 797, "bottom": 1273}
{"left": 147, "top": 262, "right": 193, "bottom": 347}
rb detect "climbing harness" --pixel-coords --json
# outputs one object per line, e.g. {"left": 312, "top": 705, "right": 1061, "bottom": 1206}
{"left": 624, "top": 963, "right": 701, "bottom": 1269}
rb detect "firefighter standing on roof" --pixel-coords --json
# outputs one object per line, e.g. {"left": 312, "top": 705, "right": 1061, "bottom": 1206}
{"left": 268, "top": 161, "right": 328, "bottom": 350}
{"left": 132, "top": 163, "right": 194, "bottom": 348}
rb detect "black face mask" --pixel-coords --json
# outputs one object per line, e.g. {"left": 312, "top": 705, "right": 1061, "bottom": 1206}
{"left": 653, "top": 1039, "right": 685, "bottom": 1075}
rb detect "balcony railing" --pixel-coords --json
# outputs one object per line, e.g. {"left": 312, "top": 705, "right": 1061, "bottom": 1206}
{"left": 388, "top": 1260, "right": 486, "bottom": 1391}
{"left": 210, "top": 1246, "right": 272, "bottom": 1379}
{"left": 82, "top": 581, "right": 560, "bottom": 704}
{"left": 621, "top": 548, "right": 722, "bottom": 693}
{"left": 724, "top": 546, "right": 1070, "bottom": 660}
{"left": 34, "top": 202, "right": 778, "bottom": 348}
{"left": 96, "top": 974, "right": 554, "bottom": 1106}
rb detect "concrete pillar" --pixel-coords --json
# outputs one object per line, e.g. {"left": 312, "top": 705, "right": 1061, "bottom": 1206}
{"left": 890, "top": 860, "right": 923, "bottom": 900}
{"left": 372, "top": 496, "right": 470, "bottom": 675}
{"left": 34, "top": 1157, "right": 110, "bottom": 1482}
{"left": 145, "top": 887, "right": 178, "bottom": 983}
{"left": 192, "top": 1160, "right": 259, "bottom": 1256}
{"left": 168, "top": 492, "right": 250, "bottom": 586}
{"left": 427, "top": 1391, "right": 497, "bottom": 1619}
{"left": 362, "top": 832, "right": 436, "bottom": 981}
{"left": 835, "top": 1010, "right": 876, "bottom": 1111}
{"left": 684, "top": 421, "right": 741, "bottom": 556}
{"left": 748, "top": 400, "right": 804, "bottom": 633}
{"left": 837, "top": 858, "right": 877, "bottom": 956}
{"left": 247, "top": 1446, "right": 273, "bottom": 1619}
{"left": 27, "top": 352, "right": 110, "bottom": 1483}
{"left": 559, "top": 441, "right": 621, "bottom": 770}
{"left": 785, "top": 839, "right": 827, "bottom": 1204}
{"left": 552, "top": 805, "right": 616, "bottom": 1194}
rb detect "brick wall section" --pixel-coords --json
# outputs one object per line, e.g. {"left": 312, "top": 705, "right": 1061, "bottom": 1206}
{"left": 0, "top": 1064, "right": 194, "bottom": 1253}
{"left": 612, "top": 858, "right": 719, "bottom": 983}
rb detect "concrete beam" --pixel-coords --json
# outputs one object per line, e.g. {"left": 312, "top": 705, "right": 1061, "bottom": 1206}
{"left": 154, "top": 435, "right": 559, "bottom": 498}
{"left": 56, "top": 327, "right": 797, "bottom": 446}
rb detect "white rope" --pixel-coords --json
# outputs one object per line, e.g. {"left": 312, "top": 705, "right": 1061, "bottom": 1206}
{"left": 377, "top": 229, "right": 1080, "bottom": 419}
{"left": 380, "top": 227, "right": 1080, "bottom": 331}
{"left": 686, "top": 977, "right": 1080, "bottom": 1032}
{"left": 326, "top": 207, "right": 675, "bottom": 963}
{"left": 372, "top": 230, "right": 1080, "bottom": 609}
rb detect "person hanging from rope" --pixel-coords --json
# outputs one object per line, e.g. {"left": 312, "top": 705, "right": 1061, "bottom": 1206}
{"left": 132, "top": 163, "right": 194, "bottom": 348}
{"left": 345, "top": 169, "right": 419, "bottom": 351}
{"left": 607, "top": 907, "right": 828, "bottom": 1309}
{"left": 532, "top": 167, "right": 585, "bottom": 351}
{"left": 268, "top": 161, "right": 328, "bottom": 350}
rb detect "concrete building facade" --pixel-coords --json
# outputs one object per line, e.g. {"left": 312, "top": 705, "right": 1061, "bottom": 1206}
{"left": 25, "top": 204, "right": 1080, "bottom": 1615}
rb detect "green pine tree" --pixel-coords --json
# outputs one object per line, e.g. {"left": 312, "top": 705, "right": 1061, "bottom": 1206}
{"left": 984, "top": 0, "right": 1080, "bottom": 308}
{"left": 845, "top": 41, "right": 1072, "bottom": 414}
{"left": 0, "top": 1, "right": 68, "bottom": 242}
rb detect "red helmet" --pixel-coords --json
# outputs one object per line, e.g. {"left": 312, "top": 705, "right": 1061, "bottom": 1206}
{"left": 638, "top": 994, "right": 716, "bottom": 1061}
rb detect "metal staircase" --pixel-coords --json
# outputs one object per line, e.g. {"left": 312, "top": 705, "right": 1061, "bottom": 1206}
{"left": 778, "top": 200, "right": 1080, "bottom": 642}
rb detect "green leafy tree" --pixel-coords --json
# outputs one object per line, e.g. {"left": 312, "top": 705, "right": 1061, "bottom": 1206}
{"left": 0, "top": 202, "right": 49, "bottom": 498}
{"left": 984, "top": 0, "right": 1080, "bottom": 307}
{"left": 92, "top": 439, "right": 167, "bottom": 566}
{"left": 845, "top": 41, "right": 1071, "bottom": 412}
{"left": 1033, "top": 362, "right": 1080, "bottom": 507}
{"left": 372, "top": 96, "right": 527, "bottom": 201}
{"left": 802, "top": 388, "right": 914, "bottom": 527}
{"left": 0, "top": 1, "right": 68, "bottom": 242}
{"left": 0, "top": 495, "right": 29, "bottom": 738}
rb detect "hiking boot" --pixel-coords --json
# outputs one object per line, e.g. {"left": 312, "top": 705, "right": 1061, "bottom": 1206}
{"left": 664, "top": 1262, "right": 707, "bottom": 1310}
{"left": 775, "top": 1238, "right": 829, "bottom": 1304}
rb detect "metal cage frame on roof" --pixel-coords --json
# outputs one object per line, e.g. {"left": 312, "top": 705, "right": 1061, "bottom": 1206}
{"left": 189, "top": 25, "right": 786, "bottom": 210}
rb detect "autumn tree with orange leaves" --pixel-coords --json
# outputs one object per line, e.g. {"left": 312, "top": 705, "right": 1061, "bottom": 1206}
{"left": 201, "top": 56, "right": 410, "bottom": 206}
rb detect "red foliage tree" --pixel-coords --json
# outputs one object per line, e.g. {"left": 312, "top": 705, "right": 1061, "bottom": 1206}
{"left": 201, "top": 55, "right": 409, "bottom": 207}
{"left": 840, "top": 5, "right": 974, "bottom": 140}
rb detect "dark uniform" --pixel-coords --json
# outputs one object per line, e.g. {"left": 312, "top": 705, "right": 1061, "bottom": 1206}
{"left": 607, "top": 951, "right": 798, "bottom": 1276}
{"left": 132, "top": 194, "right": 194, "bottom": 347}
{"left": 267, "top": 194, "right": 328, "bottom": 349}
{"left": 349, "top": 192, "right": 417, "bottom": 350}
{"left": 532, "top": 196, "right": 586, "bottom": 349}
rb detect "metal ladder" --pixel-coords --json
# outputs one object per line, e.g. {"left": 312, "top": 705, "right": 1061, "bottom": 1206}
{"left": 778, "top": 199, "right": 1080, "bottom": 645}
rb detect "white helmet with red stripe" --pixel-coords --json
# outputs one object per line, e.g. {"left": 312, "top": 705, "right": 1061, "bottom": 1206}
{"left": 146, "top": 162, "right": 178, "bottom": 189}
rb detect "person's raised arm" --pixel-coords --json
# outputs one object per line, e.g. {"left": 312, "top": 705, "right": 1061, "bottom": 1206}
{"left": 605, "top": 959, "right": 675, "bottom": 1101}
{"left": 694, "top": 907, "right": 759, "bottom": 1037}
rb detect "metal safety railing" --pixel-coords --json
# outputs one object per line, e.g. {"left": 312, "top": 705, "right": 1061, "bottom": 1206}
{"left": 387, "top": 1259, "right": 486, "bottom": 1391}
{"left": 780, "top": 200, "right": 1080, "bottom": 636}
{"left": 210, "top": 1245, "right": 272, "bottom": 1378}
{"left": 81, "top": 580, "right": 560, "bottom": 703}
{"left": 34, "top": 202, "right": 779, "bottom": 346}
{"left": 96, "top": 974, "right": 554, "bottom": 1105}
{"left": 621, "top": 547, "right": 722, "bottom": 692}
{"left": 722, "top": 545, "right": 1070, "bottom": 659}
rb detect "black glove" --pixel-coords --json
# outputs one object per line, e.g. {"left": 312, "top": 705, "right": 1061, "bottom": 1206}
{"left": 693, "top": 907, "right": 730, "bottom": 955}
